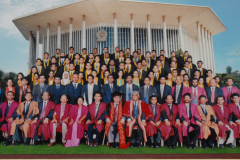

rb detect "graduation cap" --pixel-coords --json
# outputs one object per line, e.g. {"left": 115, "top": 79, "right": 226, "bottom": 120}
{"left": 21, "top": 77, "right": 28, "bottom": 81}
{"left": 112, "top": 91, "right": 122, "bottom": 98}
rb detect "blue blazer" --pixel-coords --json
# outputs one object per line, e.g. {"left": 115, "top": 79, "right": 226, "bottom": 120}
{"left": 47, "top": 84, "right": 64, "bottom": 104}
{"left": 35, "top": 101, "right": 54, "bottom": 122}
{"left": 119, "top": 84, "right": 139, "bottom": 105}
{"left": 63, "top": 83, "right": 82, "bottom": 105}
{"left": 206, "top": 87, "right": 223, "bottom": 106}
{"left": 81, "top": 84, "right": 100, "bottom": 105}
{"left": 100, "top": 84, "right": 119, "bottom": 104}
{"left": 156, "top": 84, "right": 172, "bottom": 104}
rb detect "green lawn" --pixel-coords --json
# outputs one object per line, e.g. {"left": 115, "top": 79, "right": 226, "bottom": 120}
{"left": 0, "top": 141, "right": 240, "bottom": 154}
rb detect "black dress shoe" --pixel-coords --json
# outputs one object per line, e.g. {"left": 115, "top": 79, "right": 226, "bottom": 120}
{"left": 187, "top": 145, "right": 192, "bottom": 149}
{"left": 228, "top": 143, "right": 236, "bottom": 149}
{"left": 115, "top": 145, "right": 119, "bottom": 149}
{"left": 3, "top": 141, "right": 12, "bottom": 146}
{"left": 137, "top": 144, "right": 142, "bottom": 148}
{"left": 209, "top": 145, "right": 214, "bottom": 149}
{"left": 172, "top": 145, "right": 176, "bottom": 149}
{"left": 12, "top": 141, "right": 18, "bottom": 146}
{"left": 130, "top": 145, "right": 134, "bottom": 148}
{"left": 24, "top": 142, "right": 29, "bottom": 146}
{"left": 192, "top": 144, "right": 196, "bottom": 149}
{"left": 202, "top": 144, "right": 208, "bottom": 149}
{"left": 155, "top": 145, "right": 159, "bottom": 148}
{"left": 219, "top": 144, "right": 224, "bottom": 148}
{"left": 33, "top": 140, "right": 38, "bottom": 146}
{"left": 42, "top": 141, "right": 46, "bottom": 145}
{"left": 168, "top": 145, "right": 172, "bottom": 148}
{"left": 150, "top": 144, "right": 154, "bottom": 148}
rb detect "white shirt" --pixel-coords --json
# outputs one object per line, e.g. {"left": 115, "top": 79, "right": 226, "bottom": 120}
{"left": 95, "top": 102, "right": 100, "bottom": 117}
{"left": 88, "top": 83, "right": 94, "bottom": 104}
{"left": 160, "top": 84, "right": 165, "bottom": 98}
{"left": 8, "top": 100, "right": 13, "bottom": 107}
{"left": 185, "top": 103, "right": 190, "bottom": 118}
{"left": 175, "top": 85, "right": 181, "bottom": 103}
{"left": 72, "top": 82, "right": 78, "bottom": 88}
{"left": 219, "top": 105, "right": 224, "bottom": 115}
{"left": 144, "top": 85, "right": 150, "bottom": 95}
{"left": 25, "top": 101, "right": 31, "bottom": 113}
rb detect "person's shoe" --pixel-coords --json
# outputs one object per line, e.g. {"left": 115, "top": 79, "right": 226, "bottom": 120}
{"left": 24, "top": 142, "right": 29, "bottom": 146}
{"left": 150, "top": 144, "right": 154, "bottom": 148}
{"left": 137, "top": 144, "right": 142, "bottom": 148}
{"left": 48, "top": 142, "right": 55, "bottom": 147}
{"left": 89, "top": 142, "right": 93, "bottom": 147}
{"left": 168, "top": 145, "right": 172, "bottom": 148}
{"left": 192, "top": 144, "right": 196, "bottom": 149}
{"left": 202, "top": 143, "right": 208, "bottom": 149}
{"left": 33, "top": 140, "right": 38, "bottom": 146}
{"left": 62, "top": 143, "right": 66, "bottom": 147}
{"left": 208, "top": 143, "right": 214, "bottom": 149}
{"left": 187, "top": 144, "right": 192, "bottom": 149}
{"left": 155, "top": 145, "right": 159, "bottom": 148}
{"left": 219, "top": 144, "right": 224, "bottom": 148}
{"left": 94, "top": 143, "right": 98, "bottom": 147}
{"left": 172, "top": 145, "right": 176, "bottom": 149}
{"left": 110, "top": 143, "right": 114, "bottom": 148}
{"left": 3, "top": 141, "right": 12, "bottom": 146}
{"left": 12, "top": 141, "right": 18, "bottom": 146}
{"left": 115, "top": 143, "right": 119, "bottom": 149}
{"left": 130, "top": 144, "right": 134, "bottom": 148}
{"left": 42, "top": 141, "right": 46, "bottom": 145}
{"left": 228, "top": 143, "right": 235, "bottom": 148}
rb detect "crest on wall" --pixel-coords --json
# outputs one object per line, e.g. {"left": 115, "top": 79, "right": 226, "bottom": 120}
{"left": 97, "top": 28, "right": 107, "bottom": 42}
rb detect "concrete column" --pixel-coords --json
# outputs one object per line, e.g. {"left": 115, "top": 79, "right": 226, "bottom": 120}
{"left": 57, "top": 20, "right": 61, "bottom": 49}
{"left": 210, "top": 33, "right": 216, "bottom": 76}
{"left": 42, "top": 34, "right": 44, "bottom": 59}
{"left": 130, "top": 14, "right": 134, "bottom": 52}
{"left": 201, "top": 25, "right": 207, "bottom": 68}
{"left": 114, "top": 13, "right": 118, "bottom": 48}
{"left": 147, "top": 15, "right": 152, "bottom": 51}
{"left": 163, "top": 16, "right": 168, "bottom": 56}
{"left": 69, "top": 18, "right": 73, "bottom": 47}
{"left": 36, "top": 25, "right": 40, "bottom": 59}
{"left": 197, "top": 21, "right": 203, "bottom": 62}
{"left": 82, "top": 15, "right": 86, "bottom": 48}
{"left": 28, "top": 31, "right": 32, "bottom": 70}
{"left": 46, "top": 23, "right": 50, "bottom": 53}
{"left": 178, "top": 16, "right": 184, "bottom": 51}
{"left": 205, "top": 28, "right": 209, "bottom": 69}
{"left": 208, "top": 31, "right": 213, "bottom": 72}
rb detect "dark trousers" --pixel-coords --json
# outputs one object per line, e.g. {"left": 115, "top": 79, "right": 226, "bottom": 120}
{"left": 0, "top": 121, "right": 12, "bottom": 141}
{"left": 88, "top": 124, "right": 100, "bottom": 143}
{"left": 202, "top": 128, "right": 217, "bottom": 146}
{"left": 149, "top": 129, "right": 161, "bottom": 144}
{"left": 13, "top": 124, "right": 28, "bottom": 142}
{"left": 187, "top": 124, "right": 200, "bottom": 145}
{"left": 130, "top": 126, "right": 143, "bottom": 144}
{"left": 167, "top": 125, "right": 178, "bottom": 146}
{"left": 33, "top": 120, "right": 45, "bottom": 141}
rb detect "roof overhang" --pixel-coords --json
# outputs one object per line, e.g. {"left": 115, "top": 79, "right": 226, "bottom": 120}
{"left": 12, "top": 0, "right": 226, "bottom": 41}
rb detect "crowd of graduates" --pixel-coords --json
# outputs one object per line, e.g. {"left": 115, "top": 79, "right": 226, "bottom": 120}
{"left": 0, "top": 46, "right": 240, "bottom": 150}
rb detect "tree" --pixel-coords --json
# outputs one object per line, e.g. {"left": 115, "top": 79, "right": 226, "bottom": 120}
{"left": 226, "top": 66, "right": 232, "bottom": 74}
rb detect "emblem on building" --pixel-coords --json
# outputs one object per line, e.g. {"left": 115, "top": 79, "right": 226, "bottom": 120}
{"left": 97, "top": 28, "right": 107, "bottom": 42}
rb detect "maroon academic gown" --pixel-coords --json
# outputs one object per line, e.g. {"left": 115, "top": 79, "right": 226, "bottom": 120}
{"left": 85, "top": 102, "right": 106, "bottom": 133}
{"left": 49, "top": 104, "right": 71, "bottom": 139}
{"left": 29, "top": 101, "right": 55, "bottom": 140}
{"left": 161, "top": 103, "right": 182, "bottom": 142}
{"left": 212, "top": 104, "right": 239, "bottom": 139}
{"left": 228, "top": 103, "right": 240, "bottom": 138}
{"left": 66, "top": 105, "right": 88, "bottom": 140}
{"left": 146, "top": 104, "right": 172, "bottom": 140}
{"left": 178, "top": 103, "right": 203, "bottom": 139}
{"left": 0, "top": 101, "right": 19, "bottom": 134}
{"left": 187, "top": 87, "right": 208, "bottom": 104}
{"left": 123, "top": 100, "right": 152, "bottom": 143}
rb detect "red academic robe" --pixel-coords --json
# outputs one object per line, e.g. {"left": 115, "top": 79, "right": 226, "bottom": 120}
{"left": 123, "top": 100, "right": 152, "bottom": 142}
{"left": 187, "top": 87, "right": 208, "bottom": 104}
{"left": 222, "top": 86, "right": 240, "bottom": 105}
{"left": 228, "top": 103, "right": 240, "bottom": 138}
{"left": 161, "top": 103, "right": 183, "bottom": 142}
{"left": 212, "top": 104, "right": 239, "bottom": 139}
{"left": 105, "top": 102, "right": 128, "bottom": 149}
{"left": 0, "top": 101, "right": 19, "bottom": 134}
{"left": 146, "top": 104, "right": 172, "bottom": 140}
{"left": 178, "top": 103, "right": 202, "bottom": 139}
{"left": 171, "top": 85, "right": 188, "bottom": 104}
{"left": 66, "top": 105, "right": 88, "bottom": 140}
{"left": 49, "top": 104, "right": 71, "bottom": 139}
{"left": 29, "top": 101, "right": 55, "bottom": 140}
{"left": 86, "top": 102, "right": 106, "bottom": 133}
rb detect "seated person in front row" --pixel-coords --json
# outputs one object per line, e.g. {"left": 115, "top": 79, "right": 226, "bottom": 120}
{"left": 48, "top": 95, "right": 71, "bottom": 147}
{"left": 178, "top": 93, "right": 202, "bottom": 149}
{"left": 212, "top": 96, "right": 237, "bottom": 149}
{"left": 105, "top": 91, "right": 128, "bottom": 149}
{"left": 10, "top": 92, "right": 39, "bottom": 146}
{"left": 146, "top": 95, "right": 168, "bottom": 148}
{"left": 0, "top": 91, "right": 18, "bottom": 146}
{"left": 197, "top": 95, "right": 218, "bottom": 149}
{"left": 122, "top": 91, "right": 151, "bottom": 148}
{"left": 65, "top": 96, "right": 88, "bottom": 148}
{"left": 29, "top": 92, "right": 55, "bottom": 145}
{"left": 161, "top": 95, "right": 181, "bottom": 148}
{"left": 86, "top": 92, "right": 107, "bottom": 147}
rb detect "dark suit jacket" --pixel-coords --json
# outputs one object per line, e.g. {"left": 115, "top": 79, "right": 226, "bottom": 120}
{"left": 81, "top": 84, "right": 100, "bottom": 105}
{"left": 63, "top": 83, "right": 82, "bottom": 105}
{"left": 156, "top": 84, "right": 172, "bottom": 104}
{"left": 47, "top": 84, "right": 64, "bottom": 104}
{"left": 100, "top": 84, "right": 119, "bottom": 104}
{"left": 138, "top": 85, "right": 158, "bottom": 102}
{"left": 119, "top": 84, "right": 139, "bottom": 105}
{"left": 32, "top": 84, "right": 49, "bottom": 103}
{"left": 206, "top": 87, "right": 224, "bottom": 106}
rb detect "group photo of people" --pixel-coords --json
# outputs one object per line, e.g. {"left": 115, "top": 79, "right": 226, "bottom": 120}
{"left": 0, "top": 46, "right": 240, "bottom": 150}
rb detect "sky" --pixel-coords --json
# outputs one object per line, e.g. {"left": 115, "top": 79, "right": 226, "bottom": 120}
{"left": 0, "top": 0, "right": 239, "bottom": 75}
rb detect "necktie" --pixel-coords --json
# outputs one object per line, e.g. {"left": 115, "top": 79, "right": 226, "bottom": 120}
{"left": 168, "top": 104, "right": 172, "bottom": 120}
{"left": 160, "top": 86, "right": 164, "bottom": 99}
{"left": 134, "top": 102, "right": 137, "bottom": 118}
{"left": 110, "top": 85, "right": 113, "bottom": 92}
{"left": 152, "top": 105, "right": 156, "bottom": 119}
{"left": 144, "top": 86, "right": 149, "bottom": 104}
{"left": 95, "top": 103, "right": 99, "bottom": 118}
{"left": 138, "top": 71, "right": 140, "bottom": 77}
{"left": 60, "top": 104, "right": 65, "bottom": 120}
{"left": 76, "top": 60, "right": 78, "bottom": 64}
{"left": 56, "top": 85, "right": 60, "bottom": 90}
{"left": 37, "top": 67, "right": 40, "bottom": 73}
{"left": 45, "top": 61, "right": 47, "bottom": 65}
{"left": 128, "top": 86, "right": 131, "bottom": 100}
{"left": 211, "top": 87, "right": 215, "bottom": 103}
{"left": 66, "top": 66, "right": 68, "bottom": 71}
{"left": 116, "top": 54, "right": 118, "bottom": 59}
{"left": 41, "top": 85, "right": 43, "bottom": 93}
{"left": 111, "top": 67, "right": 114, "bottom": 72}
{"left": 23, "top": 86, "right": 26, "bottom": 95}
{"left": 74, "top": 84, "right": 77, "bottom": 89}
{"left": 61, "top": 60, "right": 63, "bottom": 65}
{"left": 25, "top": 102, "right": 29, "bottom": 113}
{"left": 176, "top": 87, "right": 180, "bottom": 103}
{"left": 194, "top": 88, "right": 197, "bottom": 98}
{"left": 147, "top": 59, "right": 149, "bottom": 65}
{"left": 155, "top": 73, "right": 157, "bottom": 79}
{"left": 228, "top": 88, "right": 231, "bottom": 101}
{"left": 115, "top": 104, "right": 118, "bottom": 122}
{"left": 41, "top": 102, "right": 46, "bottom": 119}
{"left": 127, "top": 65, "right": 129, "bottom": 71}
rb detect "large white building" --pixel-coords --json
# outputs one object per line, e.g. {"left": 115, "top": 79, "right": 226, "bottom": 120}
{"left": 13, "top": 0, "right": 226, "bottom": 75}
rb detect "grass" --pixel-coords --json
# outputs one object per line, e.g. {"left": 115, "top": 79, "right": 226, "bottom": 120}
{"left": 0, "top": 141, "right": 240, "bottom": 154}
